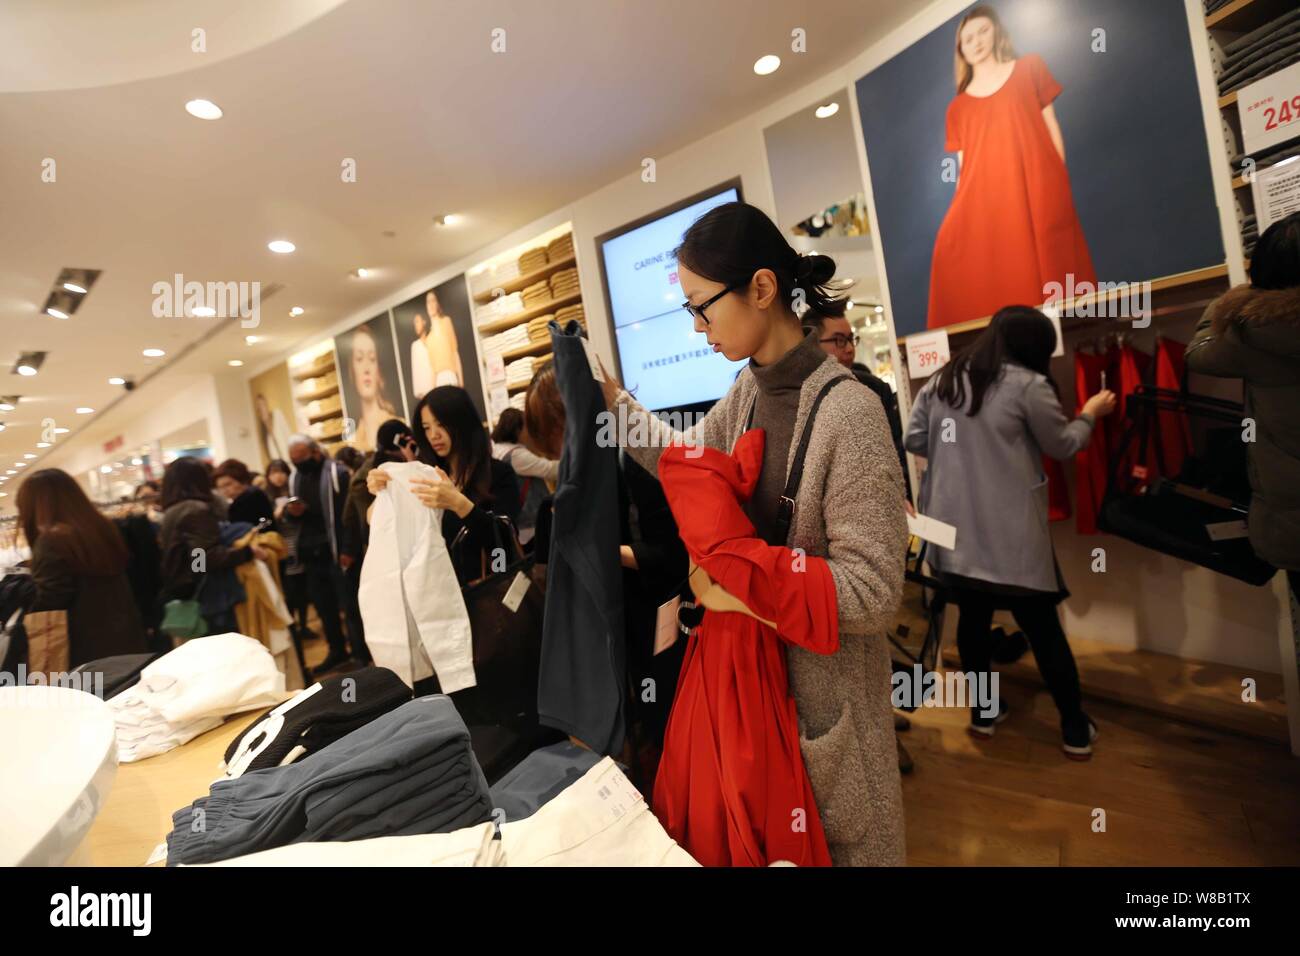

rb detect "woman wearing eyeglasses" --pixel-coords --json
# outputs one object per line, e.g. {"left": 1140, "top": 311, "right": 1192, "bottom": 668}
{"left": 597, "top": 201, "right": 909, "bottom": 866}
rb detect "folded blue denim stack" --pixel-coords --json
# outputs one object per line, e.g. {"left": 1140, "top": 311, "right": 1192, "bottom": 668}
{"left": 165, "top": 695, "right": 492, "bottom": 865}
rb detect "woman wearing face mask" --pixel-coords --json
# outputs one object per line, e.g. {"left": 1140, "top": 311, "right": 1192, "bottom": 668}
{"left": 366, "top": 387, "right": 520, "bottom": 584}
{"left": 347, "top": 323, "right": 401, "bottom": 452}
{"left": 597, "top": 201, "right": 909, "bottom": 866}
{"left": 928, "top": 4, "right": 1094, "bottom": 329}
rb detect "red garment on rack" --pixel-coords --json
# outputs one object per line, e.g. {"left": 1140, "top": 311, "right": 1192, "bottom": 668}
{"left": 653, "top": 430, "right": 834, "bottom": 868}
{"left": 1154, "top": 338, "right": 1193, "bottom": 480}
{"left": 1045, "top": 456, "right": 1071, "bottom": 522}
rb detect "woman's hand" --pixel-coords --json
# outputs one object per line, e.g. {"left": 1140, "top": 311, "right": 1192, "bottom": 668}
{"left": 411, "top": 468, "right": 473, "bottom": 518}
{"left": 366, "top": 468, "right": 391, "bottom": 495}
{"left": 1082, "top": 389, "right": 1117, "bottom": 419}
{"left": 597, "top": 357, "right": 623, "bottom": 410}
{"left": 251, "top": 544, "right": 274, "bottom": 562}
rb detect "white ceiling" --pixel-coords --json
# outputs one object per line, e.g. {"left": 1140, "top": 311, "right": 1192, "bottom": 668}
{"left": 0, "top": 0, "right": 914, "bottom": 479}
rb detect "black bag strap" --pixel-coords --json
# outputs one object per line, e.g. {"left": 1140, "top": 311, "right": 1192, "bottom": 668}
{"left": 745, "top": 376, "right": 850, "bottom": 545}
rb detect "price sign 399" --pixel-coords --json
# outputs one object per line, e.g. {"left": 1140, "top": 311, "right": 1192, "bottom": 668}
{"left": 905, "top": 330, "right": 951, "bottom": 377}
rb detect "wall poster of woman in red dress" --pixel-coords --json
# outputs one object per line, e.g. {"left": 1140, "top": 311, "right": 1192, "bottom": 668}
{"left": 927, "top": 4, "right": 1096, "bottom": 330}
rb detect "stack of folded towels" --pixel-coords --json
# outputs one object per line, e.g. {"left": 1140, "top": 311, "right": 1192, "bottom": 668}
{"left": 505, "top": 356, "right": 537, "bottom": 388}
{"left": 521, "top": 279, "right": 551, "bottom": 309}
{"left": 546, "top": 233, "right": 574, "bottom": 263}
{"left": 469, "top": 259, "right": 523, "bottom": 297}
{"left": 549, "top": 267, "right": 580, "bottom": 300}
{"left": 109, "top": 634, "right": 286, "bottom": 763}
{"left": 554, "top": 302, "right": 586, "bottom": 330}
{"left": 166, "top": 695, "right": 494, "bottom": 865}
{"left": 509, "top": 392, "right": 527, "bottom": 412}
{"left": 518, "top": 246, "right": 548, "bottom": 274}
{"left": 482, "top": 324, "right": 531, "bottom": 358}
{"left": 221, "top": 667, "right": 411, "bottom": 777}
{"left": 527, "top": 314, "right": 554, "bottom": 345}
{"left": 476, "top": 291, "right": 525, "bottom": 327}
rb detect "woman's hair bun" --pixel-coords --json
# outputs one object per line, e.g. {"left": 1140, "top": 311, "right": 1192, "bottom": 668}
{"left": 799, "top": 253, "right": 837, "bottom": 287}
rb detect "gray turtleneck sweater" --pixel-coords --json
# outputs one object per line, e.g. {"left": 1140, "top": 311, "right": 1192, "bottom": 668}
{"left": 744, "top": 331, "right": 829, "bottom": 542}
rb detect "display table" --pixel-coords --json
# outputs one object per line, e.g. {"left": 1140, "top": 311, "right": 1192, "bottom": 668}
{"left": 83, "top": 712, "right": 261, "bottom": 867}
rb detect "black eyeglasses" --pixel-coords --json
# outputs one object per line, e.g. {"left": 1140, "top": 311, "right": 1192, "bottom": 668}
{"left": 820, "top": 333, "right": 859, "bottom": 349}
{"left": 682, "top": 280, "right": 747, "bottom": 326}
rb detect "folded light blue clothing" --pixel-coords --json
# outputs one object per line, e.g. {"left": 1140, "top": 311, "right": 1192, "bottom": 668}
{"left": 166, "top": 695, "right": 491, "bottom": 865}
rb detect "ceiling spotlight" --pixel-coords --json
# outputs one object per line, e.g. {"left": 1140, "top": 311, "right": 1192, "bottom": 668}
{"left": 874, "top": 306, "right": 884, "bottom": 314}
{"left": 754, "top": 55, "right": 781, "bottom": 75}
{"left": 46, "top": 307, "right": 69, "bottom": 319}
{"left": 0, "top": 397, "right": 15, "bottom": 412}
{"left": 63, "top": 282, "right": 87, "bottom": 294}
{"left": 14, "top": 352, "right": 45, "bottom": 377}
{"left": 36, "top": 442, "right": 50, "bottom": 448}
{"left": 289, "top": 307, "right": 304, "bottom": 317}
{"left": 75, "top": 407, "right": 94, "bottom": 414}
{"left": 14, "top": 462, "right": 25, "bottom": 468}
{"left": 23, "top": 454, "right": 35, "bottom": 459}
{"left": 142, "top": 348, "right": 165, "bottom": 358}
{"left": 244, "top": 336, "right": 259, "bottom": 345}
{"left": 228, "top": 360, "right": 244, "bottom": 367}
{"left": 192, "top": 306, "right": 216, "bottom": 318}
{"left": 351, "top": 268, "right": 370, "bottom": 279}
{"left": 268, "top": 240, "right": 296, "bottom": 254}
{"left": 433, "top": 214, "right": 459, "bottom": 227}
{"left": 52, "top": 427, "right": 69, "bottom": 435}
{"left": 0, "top": 424, "right": 5, "bottom": 433}
{"left": 185, "top": 99, "right": 223, "bottom": 120}
{"left": 108, "top": 377, "right": 125, "bottom": 385}
{"left": 815, "top": 102, "right": 840, "bottom": 119}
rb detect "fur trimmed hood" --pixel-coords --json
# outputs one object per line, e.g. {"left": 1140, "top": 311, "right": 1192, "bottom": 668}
{"left": 1209, "top": 283, "right": 1300, "bottom": 335}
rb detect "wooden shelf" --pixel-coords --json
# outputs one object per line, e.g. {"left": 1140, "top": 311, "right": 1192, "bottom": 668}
{"left": 474, "top": 291, "right": 582, "bottom": 336}
{"left": 1206, "top": 0, "right": 1296, "bottom": 33}
{"left": 292, "top": 359, "right": 335, "bottom": 382}
{"left": 506, "top": 380, "right": 532, "bottom": 394}
{"left": 471, "top": 250, "right": 577, "bottom": 304}
{"left": 500, "top": 340, "right": 553, "bottom": 363}
{"left": 1219, "top": 91, "right": 1238, "bottom": 110}
{"left": 306, "top": 407, "right": 343, "bottom": 425}
{"left": 296, "top": 382, "right": 339, "bottom": 403}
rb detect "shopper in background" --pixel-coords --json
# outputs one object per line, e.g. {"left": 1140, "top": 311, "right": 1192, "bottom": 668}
{"left": 16, "top": 468, "right": 147, "bottom": 665}
{"left": 158, "top": 456, "right": 271, "bottom": 636}
{"left": 904, "top": 305, "right": 1115, "bottom": 759}
{"left": 266, "top": 458, "right": 311, "bottom": 646}
{"left": 1186, "top": 211, "right": 1300, "bottom": 602}
{"left": 213, "top": 458, "right": 275, "bottom": 526}
{"left": 201, "top": 459, "right": 230, "bottom": 521}
{"left": 335, "top": 446, "right": 366, "bottom": 473}
{"left": 597, "top": 200, "right": 909, "bottom": 866}
{"left": 490, "top": 406, "right": 557, "bottom": 546}
{"left": 285, "top": 435, "right": 356, "bottom": 674}
{"left": 525, "top": 360, "right": 688, "bottom": 783}
{"left": 365, "top": 386, "right": 519, "bottom": 585}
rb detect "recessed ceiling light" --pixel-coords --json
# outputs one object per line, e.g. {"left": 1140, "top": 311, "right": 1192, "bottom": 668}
{"left": 268, "top": 240, "right": 296, "bottom": 254}
{"left": 23, "top": 454, "right": 35, "bottom": 459}
{"left": 289, "top": 307, "right": 304, "bottom": 317}
{"left": 754, "top": 54, "right": 781, "bottom": 75}
{"left": 108, "top": 377, "right": 125, "bottom": 385}
{"left": 36, "top": 442, "right": 50, "bottom": 448}
{"left": 63, "top": 282, "right": 87, "bottom": 294}
{"left": 874, "top": 306, "right": 884, "bottom": 314}
{"left": 14, "top": 462, "right": 26, "bottom": 468}
{"left": 52, "top": 427, "right": 69, "bottom": 434}
{"left": 815, "top": 102, "right": 840, "bottom": 119}
{"left": 75, "top": 407, "right": 94, "bottom": 414}
{"left": 5, "top": 471, "right": 14, "bottom": 476}
{"left": 352, "top": 268, "right": 370, "bottom": 279}
{"left": 46, "top": 307, "right": 69, "bottom": 319}
{"left": 433, "top": 214, "right": 460, "bottom": 227}
{"left": 192, "top": 306, "right": 216, "bottom": 317}
{"left": 228, "top": 359, "right": 244, "bottom": 367}
{"left": 142, "top": 348, "right": 165, "bottom": 358}
{"left": 0, "top": 402, "right": 13, "bottom": 413}
{"left": 17, "top": 365, "right": 37, "bottom": 377}
{"left": 244, "top": 336, "right": 259, "bottom": 345}
{"left": 185, "top": 99, "right": 223, "bottom": 120}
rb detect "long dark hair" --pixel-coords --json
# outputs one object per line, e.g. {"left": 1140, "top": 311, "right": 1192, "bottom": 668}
{"left": 935, "top": 305, "right": 1059, "bottom": 416}
{"left": 414, "top": 386, "right": 492, "bottom": 503}
{"left": 491, "top": 408, "right": 524, "bottom": 444}
{"left": 675, "top": 202, "right": 847, "bottom": 321}
{"left": 1250, "top": 211, "right": 1300, "bottom": 290}
{"left": 373, "top": 418, "right": 415, "bottom": 467}
{"left": 265, "top": 459, "right": 291, "bottom": 492}
{"left": 161, "top": 456, "right": 216, "bottom": 509}
{"left": 16, "top": 469, "right": 127, "bottom": 576}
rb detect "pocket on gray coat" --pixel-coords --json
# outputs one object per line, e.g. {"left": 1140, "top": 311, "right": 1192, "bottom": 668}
{"left": 799, "top": 702, "right": 871, "bottom": 846}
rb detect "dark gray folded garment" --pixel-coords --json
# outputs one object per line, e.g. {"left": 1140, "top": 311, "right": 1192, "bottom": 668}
{"left": 488, "top": 741, "right": 605, "bottom": 823}
{"left": 1221, "top": 44, "right": 1300, "bottom": 95}
{"left": 1222, "top": 8, "right": 1300, "bottom": 59}
{"left": 70, "top": 652, "right": 161, "bottom": 700}
{"left": 166, "top": 695, "right": 491, "bottom": 865}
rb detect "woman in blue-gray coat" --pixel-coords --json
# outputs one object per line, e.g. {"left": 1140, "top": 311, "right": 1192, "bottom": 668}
{"left": 905, "top": 306, "right": 1115, "bottom": 759}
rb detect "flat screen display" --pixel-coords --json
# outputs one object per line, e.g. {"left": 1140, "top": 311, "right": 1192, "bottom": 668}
{"left": 599, "top": 183, "right": 744, "bottom": 411}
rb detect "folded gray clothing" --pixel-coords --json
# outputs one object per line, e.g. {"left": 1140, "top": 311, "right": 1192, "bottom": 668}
{"left": 488, "top": 741, "right": 604, "bottom": 823}
{"left": 1221, "top": 26, "right": 1300, "bottom": 81}
{"left": 1222, "top": 8, "right": 1300, "bottom": 59}
{"left": 166, "top": 695, "right": 490, "bottom": 865}
{"left": 1222, "top": 44, "right": 1300, "bottom": 95}
{"left": 1230, "top": 136, "right": 1300, "bottom": 169}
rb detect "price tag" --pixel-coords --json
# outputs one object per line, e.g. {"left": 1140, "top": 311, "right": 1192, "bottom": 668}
{"left": 905, "top": 330, "right": 950, "bottom": 377}
{"left": 1238, "top": 62, "right": 1300, "bottom": 156}
{"left": 1205, "top": 520, "right": 1249, "bottom": 542}
{"left": 1251, "top": 154, "right": 1300, "bottom": 233}
{"left": 592, "top": 760, "right": 645, "bottom": 826}
{"left": 579, "top": 336, "right": 606, "bottom": 382}
{"left": 653, "top": 596, "right": 681, "bottom": 656}
{"left": 486, "top": 353, "right": 506, "bottom": 384}
{"left": 501, "top": 571, "right": 530, "bottom": 612}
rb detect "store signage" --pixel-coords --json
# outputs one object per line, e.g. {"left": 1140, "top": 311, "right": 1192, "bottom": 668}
{"left": 1251, "top": 155, "right": 1300, "bottom": 234}
{"left": 1238, "top": 61, "right": 1300, "bottom": 156}
{"left": 102, "top": 435, "right": 124, "bottom": 454}
{"left": 485, "top": 353, "right": 506, "bottom": 384}
{"left": 904, "top": 330, "right": 950, "bottom": 376}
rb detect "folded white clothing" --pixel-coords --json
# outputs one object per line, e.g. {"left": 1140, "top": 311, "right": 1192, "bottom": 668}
{"left": 195, "top": 822, "right": 502, "bottom": 867}
{"left": 116, "top": 716, "right": 224, "bottom": 763}
{"left": 499, "top": 758, "right": 699, "bottom": 867}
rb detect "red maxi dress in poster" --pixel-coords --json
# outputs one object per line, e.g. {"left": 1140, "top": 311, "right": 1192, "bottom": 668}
{"left": 928, "top": 54, "right": 1096, "bottom": 329}
{"left": 652, "top": 430, "right": 835, "bottom": 867}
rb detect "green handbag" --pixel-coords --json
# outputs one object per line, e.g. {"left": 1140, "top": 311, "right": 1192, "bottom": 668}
{"left": 161, "top": 574, "right": 208, "bottom": 640}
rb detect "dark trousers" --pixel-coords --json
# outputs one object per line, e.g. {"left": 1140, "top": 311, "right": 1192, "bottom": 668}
{"left": 281, "top": 564, "right": 310, "bottom": 631}
{"left": 302, "top": 555, "right": 348, "bottom": 657}
{"left": 953, "top": 589, "right": 1084, "bottom": 726}
{"left": 344, "top": 560, "right": 370, "bottom": 664}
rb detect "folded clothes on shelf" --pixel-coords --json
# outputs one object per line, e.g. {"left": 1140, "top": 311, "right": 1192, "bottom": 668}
{"left": 476, "top": 291, "right": 525, "bottom": 325}
{"left": 518, "top": 247, "right": 549, "bottom": 273}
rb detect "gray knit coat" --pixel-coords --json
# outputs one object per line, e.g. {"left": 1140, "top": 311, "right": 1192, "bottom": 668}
{"left": 616, "top": 352, "right": 909, "bottom": 866}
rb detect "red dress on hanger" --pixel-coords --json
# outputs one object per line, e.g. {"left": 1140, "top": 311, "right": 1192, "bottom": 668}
{"left": 928, "top": 54, "right": 1096, "bottom": 329}
{"left": 653, "top": 430, "right": 835, "bottom": 868}
{"left": 1154, "top": 338, "right": 1193, "bottom": 479}
{"left": 1074, "top": 347, "right": 1118, "bottom": 534}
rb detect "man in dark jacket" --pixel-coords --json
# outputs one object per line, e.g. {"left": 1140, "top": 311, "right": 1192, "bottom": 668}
{"left": 285, "top": 435, "right": 355, "bottom": 675}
